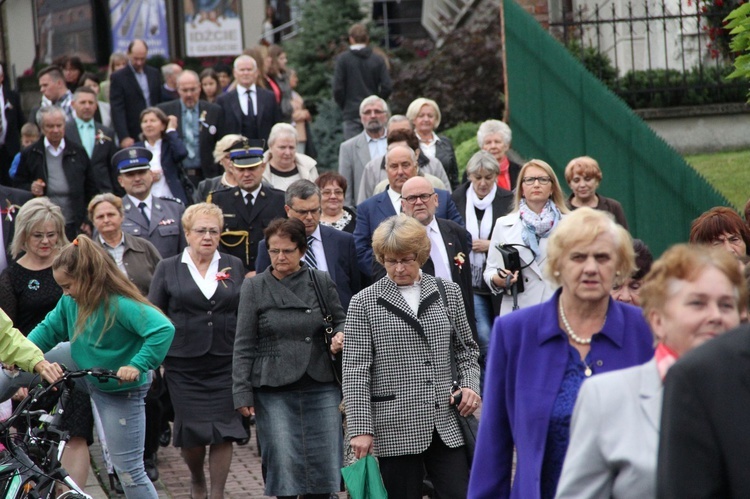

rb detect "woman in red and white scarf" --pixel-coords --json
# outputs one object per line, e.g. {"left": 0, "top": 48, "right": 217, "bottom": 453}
{"left": 556, "top": 244, "right": 745, "bottom": 499}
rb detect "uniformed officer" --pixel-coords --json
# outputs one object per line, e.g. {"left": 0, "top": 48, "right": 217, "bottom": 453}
{"left": 112, "top": 146, "right": 187, "bottom": 259}
{"left": 208, "top": 138, "right": 285, "bottom": 275}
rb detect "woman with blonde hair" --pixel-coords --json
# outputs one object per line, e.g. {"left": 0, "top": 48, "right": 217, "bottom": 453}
{"left": 406, "top": 97, "right": 459, "bottom": 189}
{"left": 99, "top": 52, "right": 128, "bottom": 102}
{"left": 484, "top": 159, "right": 569, "bottom": 315}
{"left": 27, "top": 235, "right": 174, "bottom": 498}
{"left": 194, "top": 134, "right": 243, "bottom": 203}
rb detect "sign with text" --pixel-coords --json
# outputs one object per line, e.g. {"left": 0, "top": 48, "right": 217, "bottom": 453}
{"left": 109, "top": 0, "right": 170, "bottom": 58}
{"left": 184, "top": 1, "right": 243, "bottom": 57}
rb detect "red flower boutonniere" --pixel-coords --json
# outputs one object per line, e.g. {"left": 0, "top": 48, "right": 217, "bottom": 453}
{"left": 454, "top": 252, "right": 466, "bottom": 271}
{"left": 1, "top": 201, "right": 21, "bottom": 222}
{"left": 216, "top": 266, "right": 232, "bottom": 287}
{"left": 95, "top": 129, "right": 112, "bottom": 145}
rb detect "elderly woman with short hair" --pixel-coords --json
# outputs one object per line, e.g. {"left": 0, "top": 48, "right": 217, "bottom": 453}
{"left": 234, "top": 217, "right": 345, "bottom": 498}
{"left": 474, "top": 119, "right": 520, "bottom": 191}
{"left": 452, "top": 150, "right": 514, "bottom": 384}
{"left": 148, "top": 202, "right": 247, "bottom": 499}
{"left": 262, "top": 123, "right": 318, "bottom": 191}
{"left": 470, "top": 208, "right": 654, "bottom": 498}
{"left": 316, "top": 171, "right": 357, "bottom": 233}
{"left": 564, "top": 156, "right": 628, "bottom": 230}
{"left": 88, "top": 193, "right": 162, "bottom": 296}
{"left": 611, "top": 239, "right": 653, "bottom": 307}
{"left": 406, "top": 97, "right": 459, "bottom": 189}
{"left": 689, "top": 206, "right": 750, "bottom": 258}
{"left": 484, "top": 159, "right": 569, "bottom": 316}
{"left": 557, "top": 244, "right": 744, "bottom": 499}
{"left": 344, "top": 215, "right": 481, "bottom": 498}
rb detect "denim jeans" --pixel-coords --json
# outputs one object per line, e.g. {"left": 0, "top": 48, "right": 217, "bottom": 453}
{"left": 474, "top": 293, "right": 495, "bottom": 394}
{"left": 0, "top": 342, "right": 78, "bottom": 401}
{"left": 86, "top": 377, "right": 157, "bottom": 499}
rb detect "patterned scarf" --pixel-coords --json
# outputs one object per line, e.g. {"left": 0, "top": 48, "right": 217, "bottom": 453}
{"left": 655, "top": 342, "right": 679, "bottom": 381}
{"left": 519, "top": 198, "right": 562, "bottom": 260}
{"left": 466, "top": 183, "right": 496, "bottom": 288}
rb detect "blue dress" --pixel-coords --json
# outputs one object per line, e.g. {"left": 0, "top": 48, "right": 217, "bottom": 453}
{"left": 540, "top": 344, "right": 590, "bottom": 498}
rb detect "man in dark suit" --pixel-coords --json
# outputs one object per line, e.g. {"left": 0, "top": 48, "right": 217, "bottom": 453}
{"left": 255, "top": 179, "right": 361, "bottom": 311}
{"left": 67, "top": 87, "right": 119, "bottom": 195}
{"left": 354, "top": 144, "right": 464, "bottom": 277}
{"left": 114, "top": 147, "right": 186, "bottom": 259}
{"left": 372, "top": 176, "right": 476, "bottom": 336}
{"left": 110, "top": 39, "right": 163, "bottom": 148}
{"left": 657, "top": 324, "right": 750, "bottom": 498}
{"left": 0, "top": 185, "right": 33, "bottom": 271}
{"left": 208, "top": 138, "right": 285, "bottom": 275}
{"left": 158, "top": 70, "right": 223, "bottom": 182}
{"left": 0, "top": 64, "right": 25, "bottom": 185}
{"left": 215, "top": 55, "right": 281, "bottom": 146}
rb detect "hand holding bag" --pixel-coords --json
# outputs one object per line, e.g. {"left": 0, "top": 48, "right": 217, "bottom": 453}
{"left": 309, "top": 268, "right": 343, "bottom": 385}
{"left": 341, "top": 454, "right": 388, "bottom": 499}
{"left": 436, "top": 278, "right": 479, "bottom": 469}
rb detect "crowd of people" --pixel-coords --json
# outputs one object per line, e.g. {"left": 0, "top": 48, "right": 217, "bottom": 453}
{"left": 0, "top": 20, "right": 749, "bottom": 499}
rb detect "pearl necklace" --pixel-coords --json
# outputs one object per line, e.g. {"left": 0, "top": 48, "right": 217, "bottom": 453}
{"left": 559, "top": 299, "right": 594, "bottom": 345}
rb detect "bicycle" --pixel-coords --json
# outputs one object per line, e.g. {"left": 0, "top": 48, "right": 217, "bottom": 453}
{"left": 0, "top": 367, "right": 120, "bottom": 499}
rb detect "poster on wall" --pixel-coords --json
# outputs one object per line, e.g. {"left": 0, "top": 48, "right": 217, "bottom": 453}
{"left": 109, "top": 0, "right": 170, "bottom": 58}
{"left": 184, "top": 1, "right": 243, "bottom": 57}
{"left": 36, "top": 0, "right": 97, "bottom": 63}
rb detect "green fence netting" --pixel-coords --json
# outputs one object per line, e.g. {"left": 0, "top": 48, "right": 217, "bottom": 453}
{"left": 503, "top": 0, "right": 730, "bottom": 255}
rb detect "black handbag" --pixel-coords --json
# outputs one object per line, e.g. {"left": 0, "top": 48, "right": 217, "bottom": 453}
{"left": 495, "top": 242, "right": 535, "bottom": 310}
{"left": 435, "top": 278, "right": 479, "bottom": 469}
{"left": 308, "top": 268, "right": 343, "bottom": 385}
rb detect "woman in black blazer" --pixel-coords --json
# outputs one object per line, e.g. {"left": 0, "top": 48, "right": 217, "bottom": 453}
{"left": 135, "top": 106, "right": 193, "bottom": 205}
{"left": 452, "top": 151, "right": 514, "bottom": 388}
{"left": 148, "top": 202, "right": 246, "bottom": 499}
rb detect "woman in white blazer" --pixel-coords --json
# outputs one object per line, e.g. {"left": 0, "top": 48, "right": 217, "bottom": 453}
{"left": 556, "top": 244, "right": 745, "bottom": 499}
{"left": 483, "top": 159, "right": 568, "bottom": 316}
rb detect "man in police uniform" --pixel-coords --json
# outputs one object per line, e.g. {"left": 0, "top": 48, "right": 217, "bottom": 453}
{"left": 112, "top": 146, "right": 186, "bottom": 259}
{"left": 208, "top": 138, "right": 285, "bottom": 275}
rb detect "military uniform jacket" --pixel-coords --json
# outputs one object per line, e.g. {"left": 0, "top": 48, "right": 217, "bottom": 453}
{"left": 343, "top": 273, "right": 480, "bottom": 458}
{"left": 121, "top": 196, "right": 186, "bottom": 259}
{"left": 208, "top": 185, "right": 286, "bottom": 272}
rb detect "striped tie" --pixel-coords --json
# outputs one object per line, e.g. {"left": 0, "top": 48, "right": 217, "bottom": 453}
{"left": 305, "top": 235, "right": 318, "bottom": 269}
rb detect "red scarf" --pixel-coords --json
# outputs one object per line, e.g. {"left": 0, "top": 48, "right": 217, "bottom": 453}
{"left": 266, "top": 76, "right": 281, "bottom": 104}
{"left": 655, "top": 343, "right": 679, "bottom": 381}
{"left": 497, "top": 156, "right": 511, "bottom": 191}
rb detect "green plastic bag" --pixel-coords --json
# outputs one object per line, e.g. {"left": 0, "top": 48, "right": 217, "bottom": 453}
{"left": 341, "top": 454, "right": 388, "bottom": 499}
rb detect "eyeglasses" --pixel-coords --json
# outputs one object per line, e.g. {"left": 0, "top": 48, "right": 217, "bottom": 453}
{"left": 192, "top": 228, "right": 221, "bottom": 237}
{"left": 521, "top": 176, "right": 552, "bottom": 186}
{"left": 362, "top": 109, "right": 385, "bottom": 116}
{"left": 383, "top": 256, "right": 418, "bottom": 267}
{"left": 30, "top": 232, "right": 58, "bottom": 241}
{"left": 288, "top": 206, "right": 322, "bottom": 217}
{"left": 401, "top": 193, "right": 435, "bottom": 204}
{"left": 268, "top": 248, "right": 298, "bottom": 256}
{"left": 321, "top": 189, "right": 344, "bottom": 197}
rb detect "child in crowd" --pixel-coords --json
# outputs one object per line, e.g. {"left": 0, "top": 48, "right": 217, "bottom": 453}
{"left": 9, "top": 123, "right": 40, "bottom": 180}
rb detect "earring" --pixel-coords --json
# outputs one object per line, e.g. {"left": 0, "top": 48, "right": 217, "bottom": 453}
{"left": 615, "top": 271, "right": 621, "bottom": 276}
{"left": 553, "top": 271, "right": 560, "bottom": 277}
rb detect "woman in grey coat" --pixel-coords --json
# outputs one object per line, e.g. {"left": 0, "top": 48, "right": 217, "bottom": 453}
{"left": 233, "top": 217, "right": 345, "bottom": 499}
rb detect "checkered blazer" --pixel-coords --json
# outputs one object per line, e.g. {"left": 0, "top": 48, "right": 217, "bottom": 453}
{"left": 343, "top": 273, "right": 480, "bottom": 457}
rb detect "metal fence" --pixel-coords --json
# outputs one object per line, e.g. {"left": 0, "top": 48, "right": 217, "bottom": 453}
{"left": 548, "top": 0, "right": 748, "bottom": 108}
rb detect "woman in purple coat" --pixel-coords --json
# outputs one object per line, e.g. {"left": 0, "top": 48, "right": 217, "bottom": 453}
{"left": 469, "top": 207, "right": 654, "bottom": 499}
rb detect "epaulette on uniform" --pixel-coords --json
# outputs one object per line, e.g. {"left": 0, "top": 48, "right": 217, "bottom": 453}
{"left": 159, "top": 195, "right": 184, "bottom": 205}
{"left": 206, "top": 185, "right": 234, "bottom": 204}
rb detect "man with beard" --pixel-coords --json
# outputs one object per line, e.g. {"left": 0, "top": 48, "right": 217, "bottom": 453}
{"left": 338, "top": 95, "right": 389, "bottom": 207}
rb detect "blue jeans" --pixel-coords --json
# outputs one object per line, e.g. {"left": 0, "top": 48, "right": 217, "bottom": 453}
{"left": 474, "top": 293, "right": 495, "bottom": 394}
{"left": 0, "top": 342, "right": 78, "bottom": 401}
{"left": 86, "top": 377, "right": 157, "bottom": 499}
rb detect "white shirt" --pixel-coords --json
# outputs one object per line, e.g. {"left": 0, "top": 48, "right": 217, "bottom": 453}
{"left": 387, "top": 187, "right": 402, "bottom": 214}
{"left": 236, "top": 83, "right": 258, "bottom": 116}
{"left": 240, "top": 184, "right": 263, "bottom": 205}
{"left": 427, "top": 218, "right": 452, "bottom": 281}
{"left": 367, "top": 131, "right": 387, "bottom": 162}
{"left": 0, "top": 85, "right": 7, "bottom": 146}
{"left": 390, "top": 270, "right": 423, "bottom": 315}
{"left": 181, "top": 248, "right": 221, "bottom": 299}
{"left": 307, "top": 226, "right": 328, "bottom": 272}
{"left": 145, "top": 139, "right": 173, "bottom": 198}
{"left": 44, "top": 137, "right": 65, "bottom": 157}
{"left": 127, "top": 194, "right": 153, "bottom": 221}
{"left": 419, "top": 132, "right": 439, "bottom": 160}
